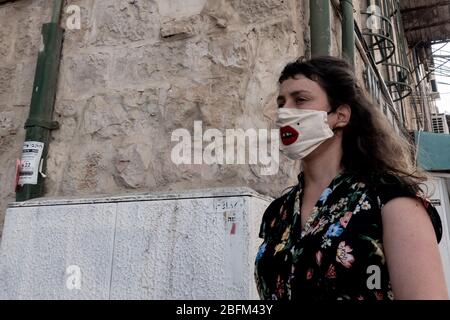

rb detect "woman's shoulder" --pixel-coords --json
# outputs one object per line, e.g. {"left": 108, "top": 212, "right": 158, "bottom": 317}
{"left": 367, "top": 172, "right": 418, "bottom": 204}
{"left": 360, "top": 171, "right": 442, "bottom": 243}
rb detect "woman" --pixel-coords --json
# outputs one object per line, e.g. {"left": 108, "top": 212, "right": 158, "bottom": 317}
{"left": 254, "top": 56, "right": 448, "bottom": 300}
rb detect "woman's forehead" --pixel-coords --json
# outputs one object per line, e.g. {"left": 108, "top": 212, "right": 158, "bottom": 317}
{"left": 278, "top": 75, "right": 323, "bottom": 96}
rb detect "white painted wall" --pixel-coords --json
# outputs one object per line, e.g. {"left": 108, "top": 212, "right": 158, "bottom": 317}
{"left": 426, "top": 174, "right": 450, "bottom": 296}
{"left": 0, "top": 188, "right": 272, "bottom": 300}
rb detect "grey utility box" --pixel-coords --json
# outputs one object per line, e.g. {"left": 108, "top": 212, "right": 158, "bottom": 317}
{"left": 0, "top": 187, "right": 272, "bottom": 300}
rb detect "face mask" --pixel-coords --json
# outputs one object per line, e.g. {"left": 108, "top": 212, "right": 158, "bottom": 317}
{"left": 276, "top": 108, "right": 334, "bottom": 160}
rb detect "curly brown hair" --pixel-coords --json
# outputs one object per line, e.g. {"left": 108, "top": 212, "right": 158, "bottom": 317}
{"left": 278, "top": 55, "right": 429, "bottom": 195}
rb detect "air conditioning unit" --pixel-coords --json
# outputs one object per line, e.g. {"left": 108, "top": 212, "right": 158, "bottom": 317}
{"left": 432, "top": 114, "right": 450, "bottom": 134}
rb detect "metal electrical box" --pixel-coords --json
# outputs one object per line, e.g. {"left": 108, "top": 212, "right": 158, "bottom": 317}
{"left": 0, "top": 187, "right": 272, "bottom": 299}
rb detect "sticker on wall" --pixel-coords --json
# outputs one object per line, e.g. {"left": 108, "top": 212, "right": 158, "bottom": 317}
{"left": 18, "top": 141, "right": 44, "bottom": 186}
{"left": 224, "top": 211, "right": 237, "bottom": 235}
{"left": 230, "top": 222, "right": 237, "bottom": 235}
{"left": 214, "top": 198, "right": 243, "bottom": 236}
{"left": 431, "top": 199, "right": 441, "bottom": 206}
{"left": 14, "top": 159, "right": 21, "bottom": 191}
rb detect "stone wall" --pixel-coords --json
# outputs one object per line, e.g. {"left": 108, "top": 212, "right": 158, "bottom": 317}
{"left": 1, "top": 0, "right": 322, "bottom": 238}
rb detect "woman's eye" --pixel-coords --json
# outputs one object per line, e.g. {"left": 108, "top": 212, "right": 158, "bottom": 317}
{"left": 296, "top": 98, "right": 306, "bottom": 103}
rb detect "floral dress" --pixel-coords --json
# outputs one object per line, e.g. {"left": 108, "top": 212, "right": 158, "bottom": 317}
{"left": 254, "top": 170, "right": 442, "bottom": 300}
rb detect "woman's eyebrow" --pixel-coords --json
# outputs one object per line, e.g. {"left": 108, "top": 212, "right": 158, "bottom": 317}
{"left": 290, "top": 90, "right": 310, "bottom": 97}
{"left": 277, "top": 90, "right": 311, "bottom": 101}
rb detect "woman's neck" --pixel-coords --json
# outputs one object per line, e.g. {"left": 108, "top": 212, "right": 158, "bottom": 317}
{"left": 301, "top": 139, "right": 344, "bottom": 188}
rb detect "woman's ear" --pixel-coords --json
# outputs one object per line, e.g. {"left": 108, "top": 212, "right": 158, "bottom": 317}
{"left": 334, "top": 104, "right": 351, "bottom": 128}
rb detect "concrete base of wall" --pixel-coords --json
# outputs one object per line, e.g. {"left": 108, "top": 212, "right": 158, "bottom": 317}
{"left": 428, "top": 174, "right": 450, "bottom": 297}
{"left": 0, "top": 187, "right": 272, "bottom": 300}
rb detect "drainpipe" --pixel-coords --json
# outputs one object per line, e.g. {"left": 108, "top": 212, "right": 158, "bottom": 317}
{"left": 16, "top": 0, "right": 64, "bottom": 201}
{"left": 340, "top": 0, "right": 355, "bottom": 69}
{"left": 310, "top": 0, "right": 331, "bottom": 56}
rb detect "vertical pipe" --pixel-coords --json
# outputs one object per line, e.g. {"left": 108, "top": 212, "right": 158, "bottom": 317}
{"left": 310, "top": 0, "right": 331, "bottom": 56}
{"left": 340, "top": 0, "right": 355, "bottom": 69}
{"left": 51, "top": 0, "right": 63, "bottom": 24}
{"left": 16, "top": 1, "right": 64, "bottom": 201}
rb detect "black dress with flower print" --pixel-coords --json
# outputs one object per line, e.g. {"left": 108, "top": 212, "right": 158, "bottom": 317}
{"left": 254, "top": 171, "right": 442, "bottom": 300}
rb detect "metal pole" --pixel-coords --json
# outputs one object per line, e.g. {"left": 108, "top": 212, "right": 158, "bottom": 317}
{"left": 310, "top": 0, "right": 331, "bottom": 56}
{"left": 51, "top": 0, "right": 63, "bottom": 24}
{"left": 340, "top": 0, "right": 355, "bottom": 69}
{"left": 16, "top": 0, "right": 64, "bottom": 201}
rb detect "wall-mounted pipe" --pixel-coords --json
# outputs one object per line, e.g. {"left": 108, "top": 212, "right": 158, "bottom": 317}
{"left": 310, "top": 0, "right": 331, "bottom": 56}
{"left": 16, "top": 0, "right": 64, "bottom": 201}
{"left": 340, "top": 0, "right": 355, "bottom": 69}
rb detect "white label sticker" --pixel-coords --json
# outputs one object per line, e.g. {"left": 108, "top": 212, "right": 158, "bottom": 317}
{"left": 18, "top": 141, "right": 44, "bottom": 185}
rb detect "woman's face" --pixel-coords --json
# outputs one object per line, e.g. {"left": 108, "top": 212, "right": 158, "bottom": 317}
{"left": 276, "top": 74, "right": 331, "bottom": 112}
